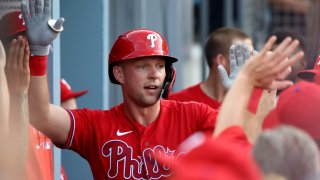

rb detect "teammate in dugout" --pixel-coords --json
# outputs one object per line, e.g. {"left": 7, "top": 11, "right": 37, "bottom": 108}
{"left": 169, "top": 27, "right": 254, "bottom": 109}
{"left": 22, "top": 0, "right": 302, "bottom": 179}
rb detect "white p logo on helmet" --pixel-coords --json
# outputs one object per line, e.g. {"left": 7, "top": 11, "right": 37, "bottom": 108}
{"left": 147, "top": 34, "right": 157, "bottom": 48}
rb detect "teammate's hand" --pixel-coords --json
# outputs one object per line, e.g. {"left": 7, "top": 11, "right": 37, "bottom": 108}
{"left": 5, "top": 37, "right": 30, "bottom": 94}
{"left": 21, "top": 0, "right": 64, "bottom": 56}
{"left": 240, "top": 36, "right": 304, "bottom": 90}
{"left": 218, "top": 42, "right": 251, "bottom": 89}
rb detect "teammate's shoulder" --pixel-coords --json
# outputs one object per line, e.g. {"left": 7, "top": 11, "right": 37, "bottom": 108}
{"left": 168, "top": 83, "right": 201, "bottom": 100}
{"left": 170, "top": 83, "right": 201, "bottom": 95}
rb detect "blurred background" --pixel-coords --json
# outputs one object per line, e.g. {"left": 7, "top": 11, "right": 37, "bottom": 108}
{"left": 0, "top": 0, "right": 319, "bottom": 179}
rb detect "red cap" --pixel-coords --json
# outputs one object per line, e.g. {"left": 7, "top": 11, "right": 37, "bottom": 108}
{"left": 0, "top": 10, "right": 26, "bottom": 39}
{"left": 60, "top": 79, "right": 88, "bottom": 103}
{"left": 263, "top": 81, "right": 320, "bottom": 139}
{"left": 160, "top": 138, "right": 261, "bottom": 180}
{"left": 297, "top": 54, "right": 320, "bottom": 81}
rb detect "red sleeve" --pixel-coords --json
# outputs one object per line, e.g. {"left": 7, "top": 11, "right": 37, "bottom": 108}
{"left": 217, "top": 126, "right": 252, "bottom": 152}
{"left": 53, "top": 108, "right": 94, "bottom": 158}
{"left": 197, "top": 103, "right": 218, "bottom": 134}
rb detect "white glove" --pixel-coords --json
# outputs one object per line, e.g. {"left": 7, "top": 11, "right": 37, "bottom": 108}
{"left": 21, "top": 0, "right": 64, "bottom": 56}
{"left": 218, "top": 42, "right": 251, "bottom": 89}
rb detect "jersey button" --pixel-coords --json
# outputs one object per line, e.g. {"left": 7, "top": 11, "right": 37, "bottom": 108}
{"left": 145, "top": 141, "right": 150, "bottom": 147}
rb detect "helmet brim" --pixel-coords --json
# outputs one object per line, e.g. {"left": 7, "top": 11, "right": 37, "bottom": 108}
{"left": 108, "top": 55, "right": 177, "bottom": 84}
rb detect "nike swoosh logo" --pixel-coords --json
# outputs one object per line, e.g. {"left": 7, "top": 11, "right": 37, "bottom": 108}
{"left": 116, "top": 130, "right": 133, "bottom": 136}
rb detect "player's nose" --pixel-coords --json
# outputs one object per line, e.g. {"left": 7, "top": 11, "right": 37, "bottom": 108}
{"left": 148, "top": 65, "right": 161, "bottom": 79}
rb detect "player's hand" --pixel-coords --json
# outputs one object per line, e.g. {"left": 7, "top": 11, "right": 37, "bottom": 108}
{"left": 240, "top": 36, "right": 304, "bottom": 90}
{"left": 21, "top": 0, "right": 64, "bottom": 56}
{"left": 5, "top": 37, "right": 30, "bottom": 94}
{"left": 218, "top": 42, "right": 251, "bottom": 89}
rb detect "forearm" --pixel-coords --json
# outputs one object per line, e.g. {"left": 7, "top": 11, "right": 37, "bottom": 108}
{"left": 249, "top": 90, "right": 277, "bottom": 143}
{"left": 6, "top": 91, "right": 29, "bottom": 175}
{"left": 29, "top": 75, "right": 51, "bottom": 130}
{"left": 214, "top": 72, "right": 254, "bottom": 136}
{"left": 0, "top": 68, "right": 9, "bottom": 135}
{"left": 28, "top": 75, "right": 70, "bottom": 145}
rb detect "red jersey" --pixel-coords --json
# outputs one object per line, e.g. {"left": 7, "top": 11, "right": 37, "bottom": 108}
{"left": 168, "top": 83, "right": 221, "bottom": 109}
{"left": 26, "top": 126, "right": 53, "bottom": 180}
{"left": 56, "top": 100, "right": 217, "bottom": 179}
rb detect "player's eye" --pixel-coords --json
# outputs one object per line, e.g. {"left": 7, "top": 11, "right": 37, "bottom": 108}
{"left": 157, "top": 64, "right": 165, "bottom": 69}
{"left": 137, "top": 64, "right": 147, "bottom": 69}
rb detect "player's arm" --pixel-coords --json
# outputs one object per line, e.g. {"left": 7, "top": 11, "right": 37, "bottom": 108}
{"left": 0, "top": 40, "right": 17, "bottom": 180}
{"left": 4, "top": 37, "right": 30, "bottom": 177}
{"left": 21, "top": 0, "right": 68, "bottom": 145}
{"left": 0, "top": 41, "right": 9, "bottom": 137}
{"left": 214, "top": 36, "right": 304, "bottom": 137}
{"left": 243, "top": 53, "right": 292, "bottom": 143}
{"left": 244, "top": 89, "right": 277, "bottom": 143}
{"left": 29, "top": 76, "right": 70, "bottom": 145}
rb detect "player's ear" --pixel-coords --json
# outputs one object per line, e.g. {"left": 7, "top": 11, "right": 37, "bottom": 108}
{"left": 113, "top": 65, "right": 125, "bottom": 84}
{"left": 215, "top": 54, "right": 227, "bottom": 65}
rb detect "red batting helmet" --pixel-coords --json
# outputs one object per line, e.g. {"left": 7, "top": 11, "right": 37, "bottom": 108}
{"left": 108, "top": 29, "right": 178, "bottom": 98}
{"left": 0, "top": 10, "right": 26, "bottom": 39}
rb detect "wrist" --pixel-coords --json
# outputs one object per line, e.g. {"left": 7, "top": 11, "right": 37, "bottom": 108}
{"left": 236, "top": 71, "right": 254, "bottom": 86}
{"left": 10, "top": 91, "right": 28, "bottom": 100}
{"left": 30, "top": 45, "right": 51, "bottom": 56}
{"left": 29, "top": 56, "right": 48, "bottom": 76}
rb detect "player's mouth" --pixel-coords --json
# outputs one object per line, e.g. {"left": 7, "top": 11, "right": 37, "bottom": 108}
{"left": 144, "top": 85, "right": 159, "bottom": 89}
{"left": 144, "top": 85, "right": 160, "bottom": 94}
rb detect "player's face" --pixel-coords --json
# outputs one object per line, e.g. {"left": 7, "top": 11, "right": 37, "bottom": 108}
{"left": 120, "top": 57, "right": 166, "bottom": 107}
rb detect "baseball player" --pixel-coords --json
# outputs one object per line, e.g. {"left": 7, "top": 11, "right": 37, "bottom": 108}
{"left": 168, "top": 27, "right": 266, "bottom": 143}
{"left": 22, "top": 0, "right": 217, "bottom": 179}
{"left": 169, "top": 27, "right": 254, "bottom": 109}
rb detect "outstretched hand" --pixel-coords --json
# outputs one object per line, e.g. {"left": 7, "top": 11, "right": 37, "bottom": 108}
{"left": 218, "top": 42, "right": 251, "bottom": 89}
{"left": 5, "top": 37, "right": 30, "bottom": 94}
{"left": 21, "top": 0, "right": 64, "bottom": 56}
{"left": 240, "top": 36, "right": 304, "bottom": 90}
{"left": 214, "top": 36, "right": 303, "bottom": 138}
